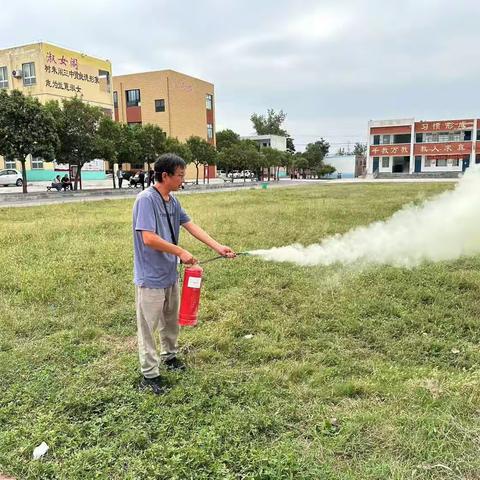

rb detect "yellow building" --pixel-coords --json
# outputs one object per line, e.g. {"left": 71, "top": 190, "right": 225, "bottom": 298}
{"left": 113, "top": 70, "right": 216, "bottom": 180}
{"left": 0, "top": 42, "right": 113, "bottom": 180}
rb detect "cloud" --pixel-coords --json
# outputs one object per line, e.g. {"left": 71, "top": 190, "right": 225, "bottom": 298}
{"left": 1, "top": 0, "right": 480, "bottom": 149}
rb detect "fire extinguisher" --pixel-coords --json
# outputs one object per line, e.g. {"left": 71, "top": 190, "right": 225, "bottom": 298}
{"left": 178, "top": 253, "right": 248, "bottom": 327}
{"left": 178, "top": 265, "right": 204, "bottom": 326}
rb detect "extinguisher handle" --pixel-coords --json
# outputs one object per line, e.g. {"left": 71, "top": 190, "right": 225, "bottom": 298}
{"left": 199, "top": 252, "right": 249, "bottom": 265}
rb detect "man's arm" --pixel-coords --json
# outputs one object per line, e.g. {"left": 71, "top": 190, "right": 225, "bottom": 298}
{"left": 182, "top": 221, "right": 236, "bottom": 257}
{"left": 142, "top": 231, "right": 197, "bottom": 264}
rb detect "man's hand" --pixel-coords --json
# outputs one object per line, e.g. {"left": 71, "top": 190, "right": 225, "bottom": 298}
{"left": 215, "top": 245, "right": 236, "bottom": 258}
{"left": 179, "top": 249, "right": 197, "bottom": 265}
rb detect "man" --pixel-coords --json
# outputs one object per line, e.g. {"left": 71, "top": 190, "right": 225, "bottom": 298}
{"left": 117, "top": 167, "right": 124, "bottom": 188}
{"left": 133, "top": 153, "right": 235, "bottom": 394}
{"left": 138, "top": 170, "right": 145, "bottom": 190}
{"left": 61, "top": 175, "right": 72, "bottom": 191}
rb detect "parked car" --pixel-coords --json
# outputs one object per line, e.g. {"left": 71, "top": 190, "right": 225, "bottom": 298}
{"left": 0, "top": 169, "right": 23, "bottom": 187}
{"left": 241, "top": 170, "right": 255, "bottom": 178}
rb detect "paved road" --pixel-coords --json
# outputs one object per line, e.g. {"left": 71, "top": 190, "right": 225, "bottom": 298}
{"left": 0, "top": 177, "right": 459, "bottom": 208}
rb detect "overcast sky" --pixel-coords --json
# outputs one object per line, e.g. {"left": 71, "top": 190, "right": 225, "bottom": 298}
{"left": 2, "top": 0, "right": 480, "bottom": 151}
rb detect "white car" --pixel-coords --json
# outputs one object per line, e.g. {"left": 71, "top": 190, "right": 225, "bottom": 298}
{"left": 241, "top": 170, "right": 255, "bottom": 178}
{"left": 0, "top": 169, "right": 23, "bottom": 187}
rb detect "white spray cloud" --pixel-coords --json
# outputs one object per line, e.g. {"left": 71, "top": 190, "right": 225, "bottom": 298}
{"left": 250, "top": 165, "right": 480, "bottom": 268}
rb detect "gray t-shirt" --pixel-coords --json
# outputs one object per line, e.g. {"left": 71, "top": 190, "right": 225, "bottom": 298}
{"left": 133, "top": 187, "right": 190, "bottom": 288}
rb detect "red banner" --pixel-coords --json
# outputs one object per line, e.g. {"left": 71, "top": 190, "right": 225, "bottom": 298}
{"left": 369, "top": 144, "right": 410, "bottom": 156}
{"left": 414, "top": 142, "right": 472, "bottom": 155}
{"left": 415, "top": 120, "right": 473, "bottom": 132}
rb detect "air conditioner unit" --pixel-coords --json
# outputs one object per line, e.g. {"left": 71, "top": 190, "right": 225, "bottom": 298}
{"left": 12, "top": 69, "right": 23, "bottom": 78}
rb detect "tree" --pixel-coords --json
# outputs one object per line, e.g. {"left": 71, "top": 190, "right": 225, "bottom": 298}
{"left": 48, "top": 97, "right": 104, "bottom": 190}
{"left": 215, "top": 129, "right": 240, "bottom": 152}
{"left": 303, "top": 139, "right": 330, "bottom": 174}
{"left": 0, "top": 90, "right": 58, "bottom": 193}
{"left": 165, "top": 137, "right": 192, "bottom": 163}
{"left": 250, "top": 109, "right": 288, "bottom": 136}
{"left": 218, "top": 140, "right": 262, "bottom": 181}
{"left": 317, "top": 164, "right": 336, "bottom": 177}
{"left": 117, "top": 123, "right": 141, "bottom": 176}
{"left": 135, "top": 124, "right": 166, "bottom": 184}
{"left": 286, "top": 137, "right": 296, "bottom": 154}
{"left": 96, "top": 116, "right": 122, "bottom": 188}
{"left": 261, "top": 147, "right": 286, "bottom": 181}
{"left": 186, "top": 136, "right": 217, "bottom": 184}
{"left": 353, "top": 142, "right": 367, "bottom": 156}
{"left": 292, "top": 152, "right": 309, "bottom": 178}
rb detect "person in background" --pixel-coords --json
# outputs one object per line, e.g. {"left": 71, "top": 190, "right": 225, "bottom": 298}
{"left": 138, "top": 170, "right": 145, "bottom": 190}
{"left": 117, "top": 168, "right": 124, "bottom": 188}
{"left": 61, "top": 175, "right": 73, "bottom": 191}
{"left": 51, "top": 175, "right": 62, "bottom": 191}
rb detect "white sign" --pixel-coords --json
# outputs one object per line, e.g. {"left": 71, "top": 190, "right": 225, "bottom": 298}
{"left": 187, "top": 277, "right": 202, "bottom": 289}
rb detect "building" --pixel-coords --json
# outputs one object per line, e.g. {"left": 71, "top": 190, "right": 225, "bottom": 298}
{"left": 0, "top": 42, "right": 113, "bottom": 180}
{"left": 240, "top": 134, "right": 288, "bottom": 178}
{"left": 367, "top": 118, "right": 478, "bottom": 178}
{"left": 240, "top": 134, "right": 287, "bottom": 152}
{"left": 113, "top": 70, "right": 216, "bottom": 181}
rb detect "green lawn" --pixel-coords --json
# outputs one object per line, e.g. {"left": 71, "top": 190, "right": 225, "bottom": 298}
{"left": 1, "top": 183, "right": 479, "bottom": 480}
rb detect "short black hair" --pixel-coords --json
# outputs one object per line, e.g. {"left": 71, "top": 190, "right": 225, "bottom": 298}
{"left": 154, "top": 153, "right": 186, "bottom": 182}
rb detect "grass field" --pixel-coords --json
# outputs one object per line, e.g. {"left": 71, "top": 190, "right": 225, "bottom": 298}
{"left": 1, "top": 182, "right": 479, "bottom": 480}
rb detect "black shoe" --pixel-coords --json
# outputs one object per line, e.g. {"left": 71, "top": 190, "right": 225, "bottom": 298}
{"left": 139, "top": 375, "right": 168, "bottom": 395}
{"left": 164, "top": 357, "right": 186, "bottom": 371}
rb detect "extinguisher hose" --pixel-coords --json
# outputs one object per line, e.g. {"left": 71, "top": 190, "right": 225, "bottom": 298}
{"left": 199, "top": 252, "right": 250, "bottom": 265}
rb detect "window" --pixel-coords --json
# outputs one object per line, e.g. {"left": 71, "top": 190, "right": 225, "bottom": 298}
{"left": 98, "top": 70, "right": 110, "bottom": 92}
{"left": 22, "top": 62, "right": 36, "bottom": 86}
{"left": 155, "top": 99, "right": 165, "bottom": 112}
{"left": 424, "top": 131, "right": 465, "bottom": 143}
{"left": 382, "top": 135, "right": 391, "bottom": 145}
{"left": 113, "top": 91, "right": 118, "bottom": 108}
{"left": 126, "top": 89, "right": 140, "bottom": 107}
{"left": 424, "top": 158, "right": 432, "bottom": 167}
{"left": 451, "top": 158, "right": 460, "bottom": 167}
{"left": 381, "top": 157, "right": 389, "bottom": 168}
{"left": 0, "top": 66, "right": 8, "bottom": 88}
{"left": 206, "top": 94, "right": 213, "bottom": 110}
{"left": 476, "top": 154, "right": 480, "bottom": 164}
{"left": 207, "top": 123, "right": 213, "bottom": 140}
{"left": 4, "top": 158, "right": 16, "bottom": 169}
{"left": 31, "top": 157, "right": 43, "bottom": 169}
{"left": 373, "top": 135, "right": 380, "bottom": 145}
{"left": 393, "top": 134, "right": 411, "bottom": 144}
{"left": 477, "top": 131, "right": 480, "bottom": 141}
{"left": 436, "top": 159, "right": 447, "bottom": 167}
{"left": 415, "top": 133, "right": 423, "bottom": 143}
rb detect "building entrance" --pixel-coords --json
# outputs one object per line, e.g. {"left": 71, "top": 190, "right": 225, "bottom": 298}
{"left": 392, "top": 156, "right": 410, "bottom": 173}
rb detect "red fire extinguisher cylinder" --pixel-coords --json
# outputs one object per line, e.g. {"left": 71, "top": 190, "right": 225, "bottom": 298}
{"left": 179, "top": 265, "right": 204, "bottom": 326}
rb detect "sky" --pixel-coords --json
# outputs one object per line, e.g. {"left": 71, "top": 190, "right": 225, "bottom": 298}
{"left": 2, "top": 0, "right": 480, "bottom": 152}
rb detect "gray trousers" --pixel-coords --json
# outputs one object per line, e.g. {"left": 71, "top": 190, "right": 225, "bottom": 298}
{"left": 135, "top": 283, "right": 180, "bottom": 378}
